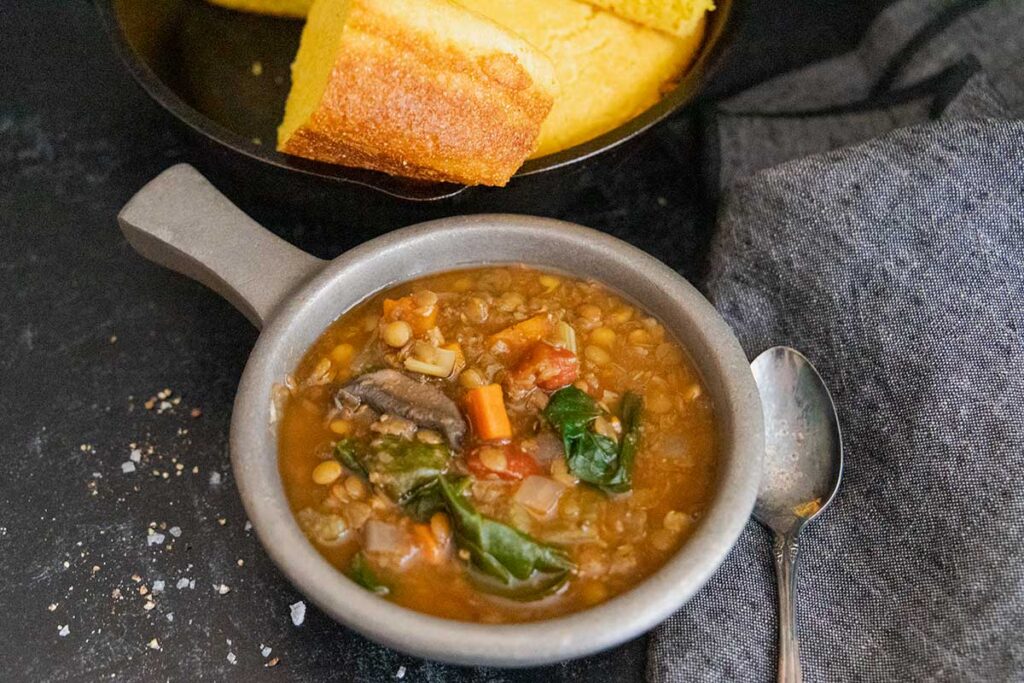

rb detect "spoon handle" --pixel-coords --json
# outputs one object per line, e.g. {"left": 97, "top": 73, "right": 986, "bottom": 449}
{"left": 773, "top": 532, "right": 802, "bottom": 683}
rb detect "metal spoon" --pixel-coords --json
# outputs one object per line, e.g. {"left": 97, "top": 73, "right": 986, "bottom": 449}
{"left": 751, "top": 346, "right": 843, "bottom": 683}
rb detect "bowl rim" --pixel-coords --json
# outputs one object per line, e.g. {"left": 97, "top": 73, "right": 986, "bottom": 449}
{"left": 230, "top": 214, "right": 762, "bottom": 667}
{"left": 94, "top": 0, "right": 737, "bottom": 202}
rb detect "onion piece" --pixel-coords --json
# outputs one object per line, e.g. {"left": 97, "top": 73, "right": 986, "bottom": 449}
{"left": 514, "top": 476, "right": 567, "bottom": 516}
{"left": 363, "top": 520, "right": 410, "bottom": 556}
{"left": 532, "top": 431, "right": 564, "bottom": 463}
{"left": 404, "top": 342, "right": 458, "bottom": 378}
{"left": 554, "top": 321, "right": 577, "bottom": 354}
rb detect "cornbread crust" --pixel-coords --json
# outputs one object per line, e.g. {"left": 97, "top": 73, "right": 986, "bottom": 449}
{"left": 277, "top": 0, "right": 558, "bottom": 186}
{"left": 206, "top": 0, "right": 313, "bottom": 18}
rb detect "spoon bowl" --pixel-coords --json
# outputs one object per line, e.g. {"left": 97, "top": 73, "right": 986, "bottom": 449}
{"left": 751, "top": 346, "right": 842, "bottom": 683}
{"left": 752, "top": 346, "right": 843, "bottom": 535}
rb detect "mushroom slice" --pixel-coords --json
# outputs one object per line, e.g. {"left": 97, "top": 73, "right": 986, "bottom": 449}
{"left": 339, "top": 369, "right": 467, "bottom": 448}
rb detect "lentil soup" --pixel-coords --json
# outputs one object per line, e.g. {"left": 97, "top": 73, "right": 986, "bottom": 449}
{"left": 278, "top": 266, "right": 717, "bottom": 623}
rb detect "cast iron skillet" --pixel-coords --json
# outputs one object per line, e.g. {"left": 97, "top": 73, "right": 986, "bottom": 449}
{"left": 96, "top": 0, "right": 737, "bottom": 201}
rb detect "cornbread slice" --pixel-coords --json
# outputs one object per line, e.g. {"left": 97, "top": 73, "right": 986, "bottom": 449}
{"left": 277, "top": 0, "right": 558, "bottom": 186}
{"left": 457, "top": 0, "right": 706, "bottom": 158}
{"left": 578, "top": 0, "right": 715, "bottom": 38}
{"left": 206, "top": 0, "right": 313, "bottom": 18}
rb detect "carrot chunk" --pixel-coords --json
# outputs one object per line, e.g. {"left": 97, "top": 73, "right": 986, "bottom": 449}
{"left": 465, "top": 384, "right": 513, "bottom": 441}
{"left": 412, "top": 523, "right": 442, "bottom": 563}
{"left": 487, "top": 314, "right": 553, "bottom": 353}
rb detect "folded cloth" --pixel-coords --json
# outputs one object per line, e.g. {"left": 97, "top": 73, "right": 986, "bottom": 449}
{"left": 648, "top": 1, "right": 1024, "bottom": 681}
{"left": 708, "top": 0, "right": 1024, "bottom": 189}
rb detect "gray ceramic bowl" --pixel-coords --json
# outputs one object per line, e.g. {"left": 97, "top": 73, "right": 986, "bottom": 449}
{"left": 118, "top": 164, "right": 763, "bottom": 667}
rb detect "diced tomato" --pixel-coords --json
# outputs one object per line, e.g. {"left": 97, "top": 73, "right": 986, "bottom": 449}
{"left": 467, "top": 444, "right": 543, "bottom": 481}
{"left": 508, "top": 342, "right": 579, "bottom": 393}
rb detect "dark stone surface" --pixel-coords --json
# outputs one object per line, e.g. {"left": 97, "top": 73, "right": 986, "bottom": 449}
{"left": 0, "top": 1, "right": 888, "bottom": 680}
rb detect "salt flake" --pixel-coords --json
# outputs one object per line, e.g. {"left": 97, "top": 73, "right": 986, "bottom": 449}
{"left": 121, "top": 462, "right": 136, "bottom": 474}
{"left": 58, "top": 625, "right": 70, "bottom": 637}
{"left": 289, "top": 601, "right": 306, "bottom": 626}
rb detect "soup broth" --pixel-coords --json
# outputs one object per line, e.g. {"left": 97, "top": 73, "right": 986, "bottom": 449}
{"left": 278, "top": 266, "right": 716, "bottom": 623}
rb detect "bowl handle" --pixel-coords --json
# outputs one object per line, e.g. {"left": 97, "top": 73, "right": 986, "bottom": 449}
{"left": 118, "top": 164, "right": 326, "bottom": 330}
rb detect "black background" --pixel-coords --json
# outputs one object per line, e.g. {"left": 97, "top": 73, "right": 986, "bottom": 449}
{"left": 0, "top": 1, "right": 889, "bottom": 680}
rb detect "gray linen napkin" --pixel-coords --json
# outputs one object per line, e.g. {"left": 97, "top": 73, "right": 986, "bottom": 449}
{"left": 649, "top": 1, "right": 1024, "bottom": 681}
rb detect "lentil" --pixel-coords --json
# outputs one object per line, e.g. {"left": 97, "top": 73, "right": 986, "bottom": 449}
{"left": 382, "top": 320, "right": 413, "bottom": 348}
{"left": 312, "top": 460, "right": 342, "bottom": 485}
{"left": 584, "top": 344, "right": 612, "bottom": 366}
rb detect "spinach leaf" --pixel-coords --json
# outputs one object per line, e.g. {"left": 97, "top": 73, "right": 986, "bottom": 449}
{"left": 602, "top": 392, "right": 643, "bottom": 493}
{"left": 402, "top": 476, "right": 469, "bottom": 522}
{"left": 542, "top": 386, "right": 617, "bottom": 484}
{"left": 543, "top": 387, "right": 644, "bottom": 493}
{"left": 465, "top": 563, "right": 570, "bottom": 601}
{"left": 347, "top": 551, "right": 389, "bottom": 596}
{"left": 334, "top": 438, "right": 366, "bottom": 476}
{"left": 436, "top": 475, "right": 573, "bottom": 598}
{"left": 566, "top": 431, "right": 619, "bottom": 485}
{"left": 334, "top": 435, "right": 449, "bottom": 502}
{"left": 542, "top": 384, "right": 602, "bottom": 431}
